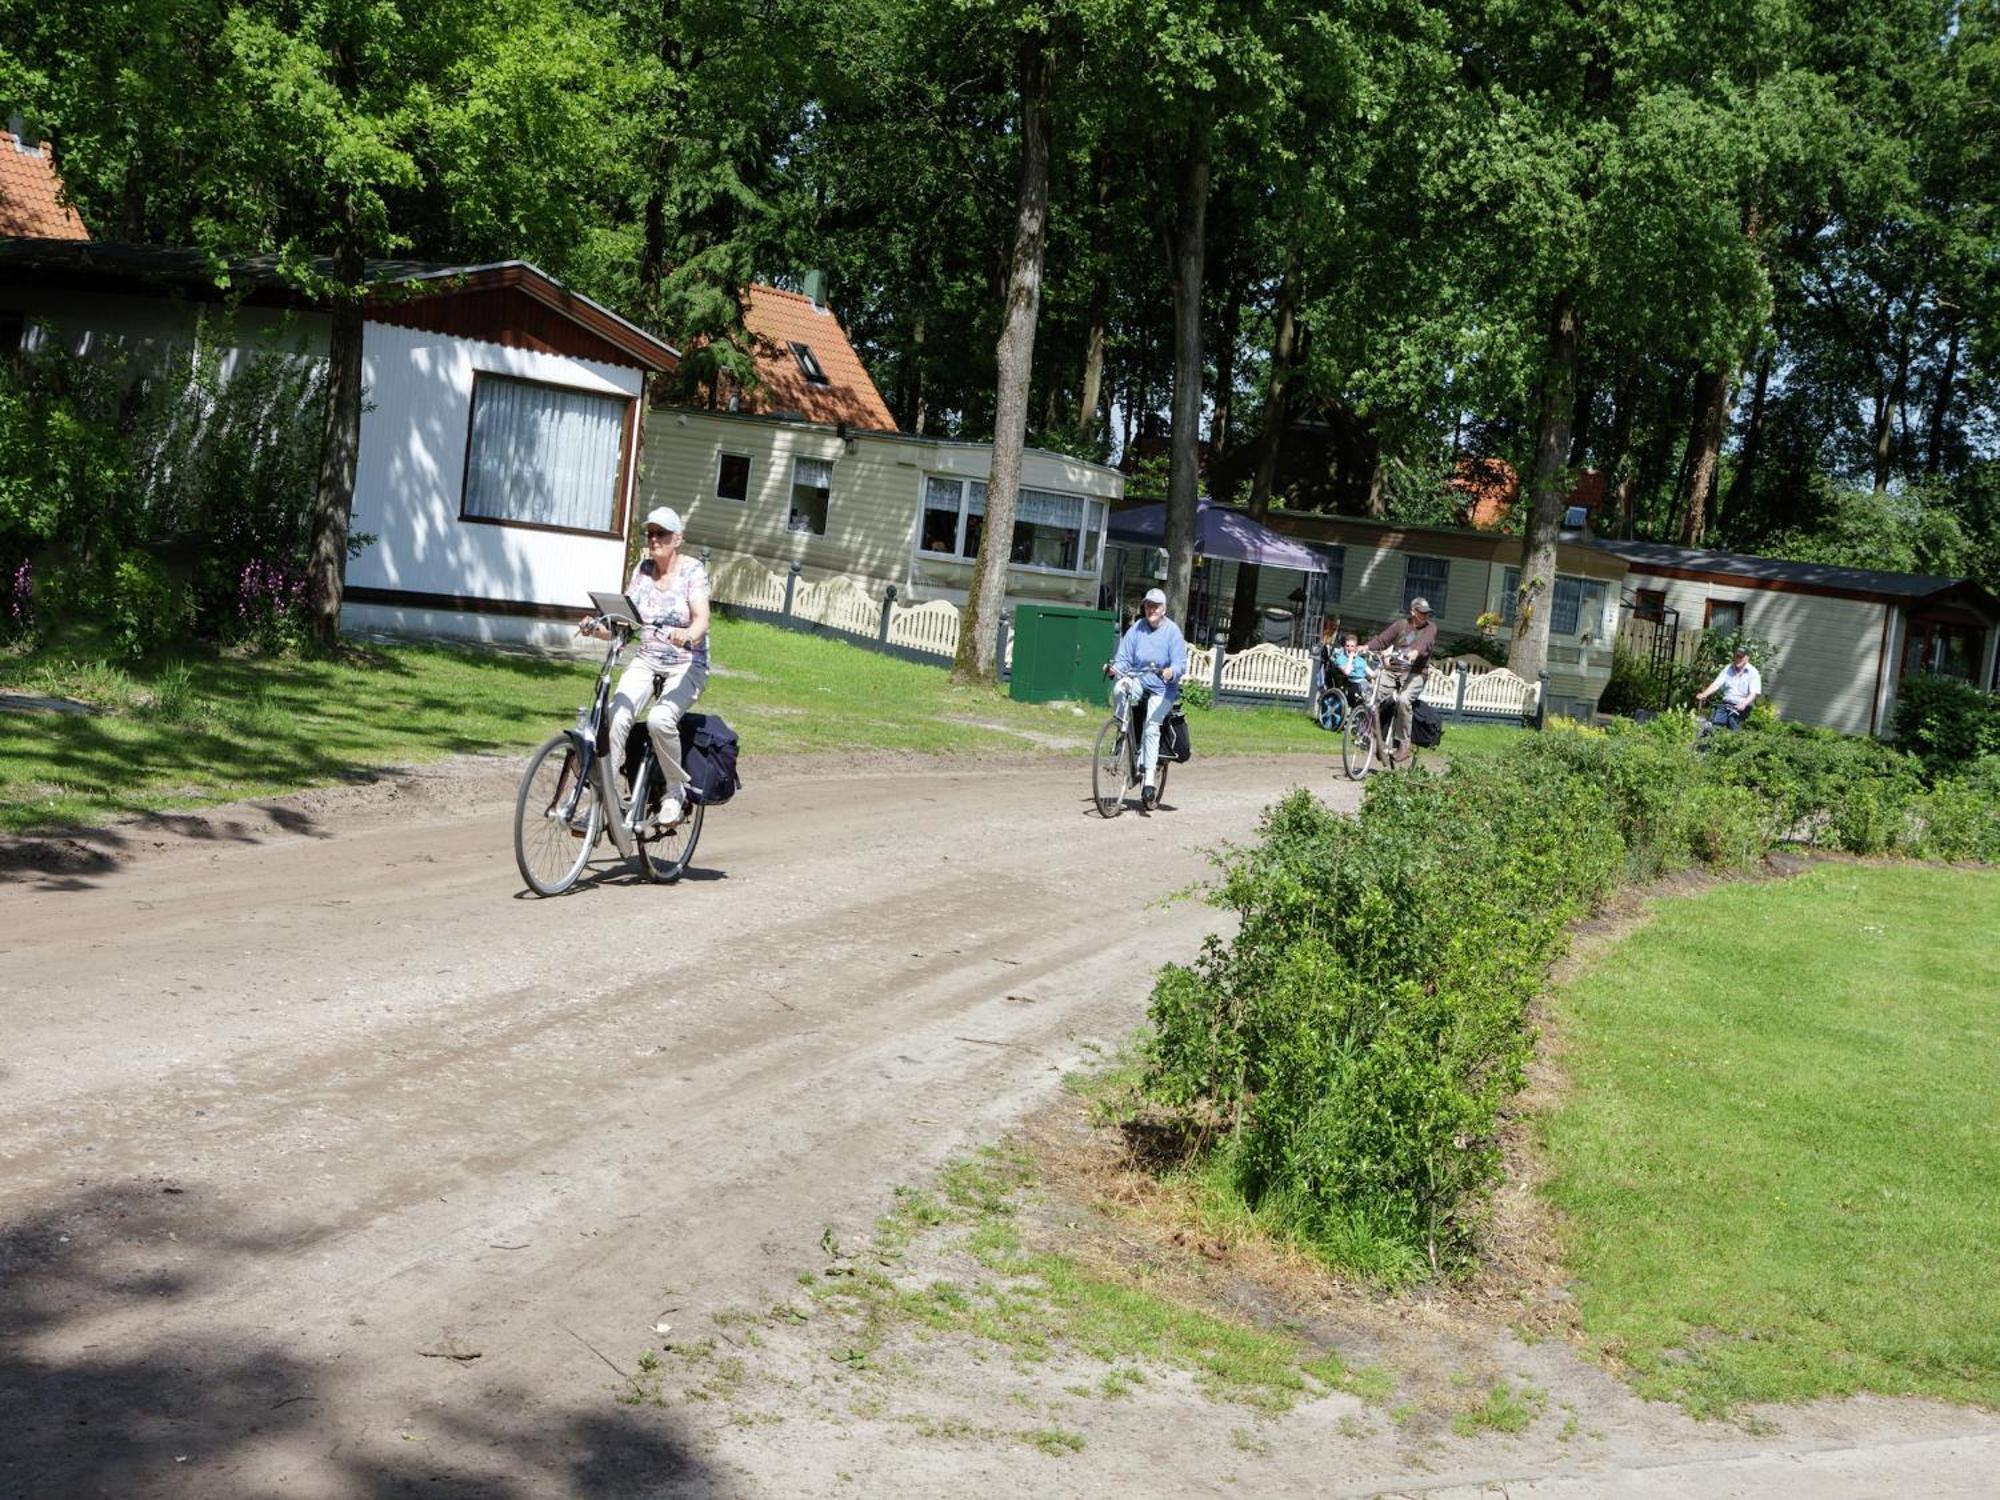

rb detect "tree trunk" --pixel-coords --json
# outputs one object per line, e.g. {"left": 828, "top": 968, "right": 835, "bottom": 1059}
{"left": 308, "top": 235, "right": 366, "bottom": 650}
{"left": 1163, "top": 112, "right": 1211, "bottom": 627}
{"left": 1211, "top": 280, "right": 1241, "bottom": 458}
{"left": 1365, "top": 441, "right": 1390, "bottom": 518}
{"left": 1225, "top": 245, "right": 1299, "bottom": 652}
{"left": 1604, "top": 362, "right": 1639, "bottom": 539}
{"left": 1073, "top": 158, "right": 1113, "bottom": 446}
{"left": 953, "top": 27, "right": 1053, "bottom": 683}
{"left": 1677, "top": 362, "right": 1733, "bottom": 547}
{"left": 1926, "top": 317, "right": 1961, "bottom": 475}
{"left": 1507, "top": 291, "right": 1580, "bottom": 684}
{"left": 1726, "top": 341, "right": 1773, "bottom": 511}
{"left": 1567, "top": 375, "right": 1597, "bottom": 468}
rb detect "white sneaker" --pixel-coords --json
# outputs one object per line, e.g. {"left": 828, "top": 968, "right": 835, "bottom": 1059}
{"left": 642, "top": 794, "right": 683, "bottom": 838}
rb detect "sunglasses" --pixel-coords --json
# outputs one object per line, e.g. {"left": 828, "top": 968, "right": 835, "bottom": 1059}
{"left": 645, "top": 531, "right": 674, "bottom": 543}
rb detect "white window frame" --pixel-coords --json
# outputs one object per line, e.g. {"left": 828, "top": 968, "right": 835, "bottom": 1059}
{"left": 788, "top": 454, "right": 833, "bottom": 535}
{"left": 914, "top": 473, "right": 1107, "bottom": 578}
{"left": 714, "top": 450, "right": 752, "bottom": 503}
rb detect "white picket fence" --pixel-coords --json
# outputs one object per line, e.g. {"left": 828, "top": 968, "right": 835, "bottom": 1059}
{"left": 703, "top": 551, "right": 1541, "bottom": 717}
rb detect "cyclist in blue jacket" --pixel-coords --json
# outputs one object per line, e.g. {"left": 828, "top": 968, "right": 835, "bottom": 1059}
{"left": 1111, "top": 587, "right": 1188, "bottom": 810}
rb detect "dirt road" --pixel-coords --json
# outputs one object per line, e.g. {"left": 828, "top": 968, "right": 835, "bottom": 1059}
{"left": 4, "top": 752, "right": 1993, "bottom": 1498}
{"left": 1, "top": 751, "right": 1347, "bottom": 1495}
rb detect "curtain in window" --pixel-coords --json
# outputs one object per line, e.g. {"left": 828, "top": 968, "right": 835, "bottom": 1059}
{"left": 464, "top": 377, "right": 625, "bottom": 531}
{"left": 793, "top": 455, "right": 833, "bottom": 491}
{"left": 1018, "top": 489, "right": 1085, "bottom": 528}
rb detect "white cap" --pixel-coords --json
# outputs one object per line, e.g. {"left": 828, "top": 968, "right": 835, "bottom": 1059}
{"left": 1142, "top": 587, "right": 1167, "bottom": 607}
{"left": 1409, "top": 597, "right": 1432, "bottom": 615}
{"left": 644, "top": 506, "right": 685, "bottom": 534}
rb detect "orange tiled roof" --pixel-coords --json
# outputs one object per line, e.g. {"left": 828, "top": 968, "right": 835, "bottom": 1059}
{"left": 721, "top": 284, "right": 895, "bottom": 432}
{"left": 1452, "top": 457, "right": 1518, "bottom": 529}
{"left": 0, "top": 133, "right": 89, "bottom": 241}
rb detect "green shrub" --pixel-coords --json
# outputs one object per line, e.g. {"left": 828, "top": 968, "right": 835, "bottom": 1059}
{"left": 1891, "top": 675, "right": 2000, "bottom": 773}
{"left": 105, "top": 554, "right": 193, "bottom": 660}
{"left": 1138, "top": 708, "right": 1992, "bottom": 1285}
{"left": 1178, "top": 677, "right": 1213, "bottom": 712}
{"left": 1701, "top": 721, "right": 1924, "bottom": 850}
{"left": 1908, "top": 777, "right": 2000, "bottom": 861}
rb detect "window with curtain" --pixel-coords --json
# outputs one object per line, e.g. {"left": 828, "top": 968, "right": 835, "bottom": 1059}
{"left": 920, "top": 475, "right": 963, "bottom": 555}
{"left": 462, "top": 374, "right": 627, "bottom": 533}
{"left": 922, "top": 478, "right": 1099, "bottom": 573}
{"left": 1324, "top": 546, "right": 1345, "bottom": 603}
{"left": 1403, "top": 555, "right": 1450, "bottom": 616}
{"left": 789, "top": 455, "right": 833, "bottom": 534}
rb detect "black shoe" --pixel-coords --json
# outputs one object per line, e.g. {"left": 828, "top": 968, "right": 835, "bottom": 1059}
{"left": 1140, "top": 784, "right": 1159, "bottom": 811}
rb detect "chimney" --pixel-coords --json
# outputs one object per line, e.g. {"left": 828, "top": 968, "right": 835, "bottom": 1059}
{"left": 802, "top": 269, "right": 827, "bottom": 310}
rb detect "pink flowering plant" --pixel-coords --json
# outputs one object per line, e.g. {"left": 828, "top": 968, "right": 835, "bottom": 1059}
{"left": 232, "top": 557, "right": 312, "bottom": 655}
{"left": 3, "top": 560, "right": 32, "bottom": 642}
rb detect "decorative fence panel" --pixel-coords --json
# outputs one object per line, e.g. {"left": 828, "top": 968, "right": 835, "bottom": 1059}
{"left": 708, "top": 553, "right": 787, "bottom": 613}
{"left": 704, "top": 553, "right": 1545, "bottom": 723}
{"left": 887, "top": 598, "right": 963, "bottom": 657}
{"left": 1220, "top": 642, "right": 1314, "bottom": 699}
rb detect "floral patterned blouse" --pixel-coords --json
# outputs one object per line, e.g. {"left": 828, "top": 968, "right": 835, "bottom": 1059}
{"left": 626, "top": 555, "right": 710, "bottom": 671}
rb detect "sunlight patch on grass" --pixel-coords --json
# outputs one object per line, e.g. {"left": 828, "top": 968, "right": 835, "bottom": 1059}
{"left": 2, "top": 616, "right": 1341, "bottom": 832}
{"left": 1542, "top": 864, "right": 2000, "bottom": 1415}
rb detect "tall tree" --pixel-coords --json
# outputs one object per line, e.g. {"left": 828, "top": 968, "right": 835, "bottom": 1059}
{"left": 956, "top": 18, "right": 1057, "bottom": 682}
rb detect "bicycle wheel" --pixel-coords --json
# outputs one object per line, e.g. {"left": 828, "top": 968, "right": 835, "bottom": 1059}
{"left": 635, "top": 798, "right": 704, "bottom": 883}
{"left": 1091, "top": 717, "right": 1128, "bottom": 818}
{"left": 1342, "top": 700, "right": 1377, "bottom": 780}
{"left": 1152, "top": 758, "right": 1170, "bottom": 808}
{"left": 515, "top": 733, "right": 602, "bottom": 896}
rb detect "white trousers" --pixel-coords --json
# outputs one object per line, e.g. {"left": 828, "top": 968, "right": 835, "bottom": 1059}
{"left": 1114, "top": 676, "right": 1173, "bottom": 782}
{"left": 609, "top": 657, "right": 707, "bottom": 802}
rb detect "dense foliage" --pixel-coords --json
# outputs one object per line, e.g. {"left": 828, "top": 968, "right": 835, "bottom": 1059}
{"left": 1140, "top": 716, "right": 1999, "bottom": 1281}
{"left": 3, "top": 0, "right": 1996, "bottom": 613}
{"left": 0, "top": 336, "right": 327, "bottom": 653}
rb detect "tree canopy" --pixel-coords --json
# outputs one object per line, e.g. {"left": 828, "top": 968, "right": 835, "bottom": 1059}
{"left": 6, "top": 0, "right": 1997, "bottom": 600}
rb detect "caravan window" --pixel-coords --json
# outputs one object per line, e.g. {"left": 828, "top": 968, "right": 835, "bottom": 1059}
{"left": 461, "top": 373, "right": 629, "bottom": 535}
{"left": 919, "top": 476, "right": 1103, "bottom": 575}
{"left": 789, "top": 455, "right": 832, "bottom": 534}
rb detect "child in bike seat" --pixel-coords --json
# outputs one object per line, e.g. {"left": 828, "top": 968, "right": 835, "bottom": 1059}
{"left": 1330, "top": 632, "right": 1372, "bottom": 707}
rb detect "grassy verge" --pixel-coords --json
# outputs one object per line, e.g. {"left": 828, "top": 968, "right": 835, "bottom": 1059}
{"left": 1542, "top": 863, "right": 2000, "bottom": 1415}
{"left": 0, "top": 616, "right": 1338, "bottom": 833}
{"left": 625, "top": 1146, "right": 1390, "bottom": 1436}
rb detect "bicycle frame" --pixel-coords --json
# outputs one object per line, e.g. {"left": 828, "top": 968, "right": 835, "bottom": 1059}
{"left": 561, "top": 620, "right": 673, "bottom": 861}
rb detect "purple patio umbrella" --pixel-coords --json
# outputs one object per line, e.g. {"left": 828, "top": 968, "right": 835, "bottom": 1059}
{"left": 1105, "top": 498, "right": 1328, "bottom": 572}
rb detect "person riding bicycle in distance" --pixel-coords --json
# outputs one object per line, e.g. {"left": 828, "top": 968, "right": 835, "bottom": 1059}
{"left": 1695, "top": 644, "right": 1760, "bottom": 731}
{"left": 580, "top": 505, "right": 710, "bottom": 833}
{"left": 1111, "top": 586, "right": 1188, "bottom": 811}
{"left": 1365, "top": 598, "right": 1438, "bottom": 764}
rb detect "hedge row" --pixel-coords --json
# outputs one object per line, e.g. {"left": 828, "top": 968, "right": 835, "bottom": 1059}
{"left": 1139, "top": 714, "right": 1998, "bottom": 1282}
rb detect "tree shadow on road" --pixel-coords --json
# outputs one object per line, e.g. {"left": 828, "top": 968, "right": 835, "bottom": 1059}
{"left": 0, "top": 1182, "right": 713, "bottom": 1497}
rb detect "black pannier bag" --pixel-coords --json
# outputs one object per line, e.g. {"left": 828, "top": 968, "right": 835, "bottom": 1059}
{"left": 1161, "top": 709, "right": 1194, "bottom": 764}
{"left": 1410, "top": 698, "right": 1445, "bottom": 748}
{"left": 677, "top": 712, "right": 742, "bottom": 806}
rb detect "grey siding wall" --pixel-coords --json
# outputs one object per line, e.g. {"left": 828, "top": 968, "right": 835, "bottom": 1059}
{"left": 1625, "top": 569, "right": 1891, "bottom": 736}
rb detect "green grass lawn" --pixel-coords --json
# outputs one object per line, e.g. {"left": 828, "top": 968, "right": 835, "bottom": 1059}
{"left": 0, "top": 616, "right": 1342, "bottom": 833}
{"left": 1542, "top": 863, "right": 2000, "bottom": 1415}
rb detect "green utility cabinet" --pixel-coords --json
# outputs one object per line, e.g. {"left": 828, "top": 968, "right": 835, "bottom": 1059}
{"left": 1008, "top": 603, "right": 1119, "bottom": 703}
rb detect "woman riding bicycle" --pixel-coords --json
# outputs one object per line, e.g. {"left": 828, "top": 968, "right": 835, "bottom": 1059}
{"left": 1110, "top": 587, "right": 1187, "bottom": 811}
{"left": 580, "top": 505, "right": 710, "bottom": 834}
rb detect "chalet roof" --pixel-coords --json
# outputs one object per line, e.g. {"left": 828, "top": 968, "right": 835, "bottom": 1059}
{"left": 0, "top": 240, "right": 677, "bottom": 370}
{"left": 0, "top": 133, "right": 89, "bottom": 241}
{"left": 1592, "top": 538, "right": 1987, "bottom": 604}
{"left": 727, "top": 284, "right": 895, "bottom": 432}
